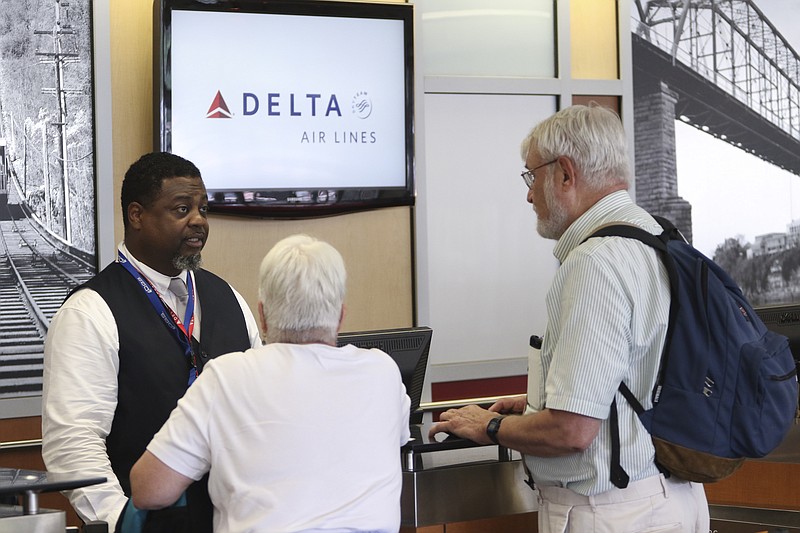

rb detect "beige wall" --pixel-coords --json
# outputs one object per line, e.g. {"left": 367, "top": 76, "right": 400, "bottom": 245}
{"left": 570, "top": 0, "right": 619, "bottom": 79}
{"left": 108, "top": 2, "right": 414, "bottom": 332}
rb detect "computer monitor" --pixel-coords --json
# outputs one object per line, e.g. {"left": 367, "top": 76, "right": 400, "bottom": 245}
{"left": 337, "top": 326, "right": 432, "bottom": 424}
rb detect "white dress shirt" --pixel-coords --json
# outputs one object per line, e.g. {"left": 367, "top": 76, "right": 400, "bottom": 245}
{"left": 41, "top": 243, "right": 262, "bottom": 530}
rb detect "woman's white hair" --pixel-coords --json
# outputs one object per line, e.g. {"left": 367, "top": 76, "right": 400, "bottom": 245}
{"left": 520, "top": 103, "right": 631, "bottom": 190}
{"left": 258, "top": 234, "right": 346, "bottom": 345}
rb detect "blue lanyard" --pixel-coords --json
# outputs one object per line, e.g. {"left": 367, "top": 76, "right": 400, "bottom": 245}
{"left": 117, "top": 250, "right": 199, "bottom": 386}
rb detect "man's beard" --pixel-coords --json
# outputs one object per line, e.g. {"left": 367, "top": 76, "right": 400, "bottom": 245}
{"left": 536, "top": 177, "right": 570, "bottom": 240}
{"left": 173, "top": 253, "right": 202, "bottom": 271}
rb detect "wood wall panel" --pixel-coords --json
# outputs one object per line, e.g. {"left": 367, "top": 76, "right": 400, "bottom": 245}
{"left": 401, "top": 526, "right": 444, "bottom": 533}
{"left": 0, "top": 416, "right": 81, "bottom": 527}
{"left": 431, "top": 376, "right": 527, "bottom": 403}
{"left": 399, "top": 513, "right": 536, "bottom": 533}
{"left": 428, "top": 376, "right": 526, "bottom": 421}
{"left": 0, "top": 416, "right": 40, "bottom": 440}
{"left": 202, "top": 208, "right": 414, "bottom": 332}
{"left": 704, "top": 460, "right": 800, "bottom": 510}
{"left": 572, "top": 95, "right": 620, "bottom": 114}
{"left": 446, "top": 512, "right": 537, "bottom": 533}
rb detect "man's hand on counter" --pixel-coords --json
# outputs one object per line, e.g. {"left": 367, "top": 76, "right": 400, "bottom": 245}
{"left": 428, "top": 405, "right": 498, "bottom": 445}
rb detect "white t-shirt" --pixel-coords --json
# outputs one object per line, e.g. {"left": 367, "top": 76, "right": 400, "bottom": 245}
{"left": 147, "top": 342, "right": 411, "bottom": 533}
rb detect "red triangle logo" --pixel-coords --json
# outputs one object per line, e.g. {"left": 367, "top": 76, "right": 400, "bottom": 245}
{"left": 206, "top": 90, "right": 232, "bottom": 118}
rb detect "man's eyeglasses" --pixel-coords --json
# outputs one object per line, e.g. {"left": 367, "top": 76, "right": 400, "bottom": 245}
{"left": 521, "top": 159, "right": 559, "bottom": 189}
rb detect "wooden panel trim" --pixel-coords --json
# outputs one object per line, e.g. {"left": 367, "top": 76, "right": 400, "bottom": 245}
{"left": 431, "top": 376, "right": 527, "bottom": 403}
{"left": 704, "top": 461, "right": 800, "bottom": 511}
{"left": 0, "top": 416, "right": 42, "bottom": 441}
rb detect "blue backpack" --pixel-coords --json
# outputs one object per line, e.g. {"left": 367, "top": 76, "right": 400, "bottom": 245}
{"left": 590, "top": 216, "right": 798, "bottom": 486}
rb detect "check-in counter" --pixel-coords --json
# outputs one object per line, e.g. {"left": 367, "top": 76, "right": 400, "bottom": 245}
{"left": 400, "top": 409, "right": 538, "bottom": 532}
{"left": 405, "top": 401, "right": 800, "bottom": 533}
{"left": 1, "top": 409, "right": 797, "bottom": 532}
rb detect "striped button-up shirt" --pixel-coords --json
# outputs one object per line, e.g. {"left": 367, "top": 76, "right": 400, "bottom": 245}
{"left": 525, "top": 190, "right": 669, "bottom": 495}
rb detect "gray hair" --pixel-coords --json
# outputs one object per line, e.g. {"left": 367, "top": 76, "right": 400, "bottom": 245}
{"left": 520, "top": 104, "right": 631, "bottom": 190}
{"left": 258, "top": 234, "right": 346, "bottom": 345}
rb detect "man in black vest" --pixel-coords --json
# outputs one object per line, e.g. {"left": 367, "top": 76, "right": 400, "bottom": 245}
{"left": 42, "top": 152, "right": 263, "bottom": 533}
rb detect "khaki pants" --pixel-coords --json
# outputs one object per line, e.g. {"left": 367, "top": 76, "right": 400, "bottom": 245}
{"left": 536, "top": 474, "right": 710, "bottom": 533}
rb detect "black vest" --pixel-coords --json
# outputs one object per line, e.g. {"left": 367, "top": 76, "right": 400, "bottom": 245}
{"left": 79, "top": 263, "right": 252, "bottom": 532}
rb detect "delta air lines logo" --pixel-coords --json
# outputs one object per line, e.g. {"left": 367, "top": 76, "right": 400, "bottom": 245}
{"left": 206, "top": 90, "right": 232, "bottom": 119}
{"left": 204, "top": 89, "right": 378, "bottom": 144}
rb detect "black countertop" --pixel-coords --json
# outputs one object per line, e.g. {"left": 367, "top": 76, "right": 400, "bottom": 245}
{"left": 0, "top": 468, "right": 105, "bottom": 497}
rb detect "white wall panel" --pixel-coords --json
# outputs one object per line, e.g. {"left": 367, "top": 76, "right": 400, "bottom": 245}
{"left": 417, "top": 93, "right": 559, "bottom": 367}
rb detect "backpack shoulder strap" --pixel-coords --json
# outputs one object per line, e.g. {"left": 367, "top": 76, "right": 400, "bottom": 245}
{"left": 587, "top": 219, "right": 683, "bottom": 395}
{"left": 586, "top": 222, "right": 678, "bottom": 330}
{"left": 585, "top": 218, "right": 681, "bottom": 487}
{"left": 652, "top": 215, "right": 688, "bottom": 242}
{"left": 586, "top": 222, "right": 679, "bottom": 344}
{"left": 589, "top": 223, "right": 669, "bottom": 252}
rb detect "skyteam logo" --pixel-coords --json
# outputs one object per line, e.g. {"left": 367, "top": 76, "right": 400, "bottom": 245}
{"left": 206, "top": 90, "right": 233, "bottom": 119}
{"left": 351, "top": 92, "right": 372, "bottom": 119}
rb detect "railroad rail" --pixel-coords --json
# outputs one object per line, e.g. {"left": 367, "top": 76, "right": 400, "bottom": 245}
{"left": 0, "top": 202, "right": 94, "bottom": 398}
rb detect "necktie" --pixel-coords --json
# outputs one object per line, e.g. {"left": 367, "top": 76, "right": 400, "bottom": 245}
{"left": 169, "top": 277, "right": 189, "bottom": 321}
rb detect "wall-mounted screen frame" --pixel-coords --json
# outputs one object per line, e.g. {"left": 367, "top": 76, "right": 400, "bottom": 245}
{"left": 154, "top": 0, "right": 415, "bottom": 218}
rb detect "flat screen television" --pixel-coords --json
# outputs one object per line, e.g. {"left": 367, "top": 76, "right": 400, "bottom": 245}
{"left": 154, "top": 0, "right": 415, "bottom": 218}
{"left": 337, "top": 326, "right": 432, "bottom": 424}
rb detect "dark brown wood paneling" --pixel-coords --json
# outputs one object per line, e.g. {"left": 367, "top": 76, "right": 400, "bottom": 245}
{"left": 0, "top": 416, "right": 82, "bottom": 527}
{"left": 572, "top": 95, "right": 620, "bottom": 114}
{"left": 401, "top": 525, "right": 445, "bottom": 533}
{"left": 446, "top": 512, "right": 538, "bottom": 533}
{"left": 431, "top": 376, "right": 527, "bottom": 402}
{"left": 704, "top": 460, "right": 800, "bottom": 510}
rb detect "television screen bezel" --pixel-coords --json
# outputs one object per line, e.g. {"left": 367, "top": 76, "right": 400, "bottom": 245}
{"left": 153, "top": 0, "right": 415, "bottom": 218}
